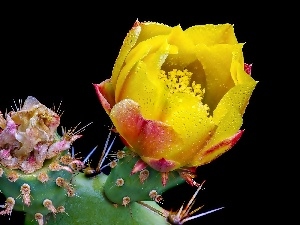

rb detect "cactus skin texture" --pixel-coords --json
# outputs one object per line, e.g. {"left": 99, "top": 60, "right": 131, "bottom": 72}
{"left": 28, "top": 173, "right": 171, "bottom": 225}
{"left": 0, "top": 158, "right": 73, "bottom": 217}
{"left": 103, "top": 147, "right": 184, "bottom": 206}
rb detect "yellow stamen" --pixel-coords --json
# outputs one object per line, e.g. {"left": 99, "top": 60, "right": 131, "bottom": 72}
{"left": 159, "top": 69, "right": 205, "bottom": 100}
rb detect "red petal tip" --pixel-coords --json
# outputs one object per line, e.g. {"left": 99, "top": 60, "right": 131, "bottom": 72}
{"left": 147, "top": 158, "right": 177, "bottom": 172}
{"left": 133, "top": 19, "right": 140, "bottom": 28}
{"left": 130, "top": 159, "right": 147, "bottom": 175}
{"left": 244, "top": 63, "right": 253, "bottom": 75}
{"left": 230, "top": 129, "right": 244, "bottom": 147}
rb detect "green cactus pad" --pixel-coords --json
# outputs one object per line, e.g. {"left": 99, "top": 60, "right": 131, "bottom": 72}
{"left": 25, "top": 173, "right": 170, "bottom": 225}
{"left": 103, "top": 147, "right": 184, "bottom": 205}
{"left": 0, "top": 155, "right": 73, "bottom": 218}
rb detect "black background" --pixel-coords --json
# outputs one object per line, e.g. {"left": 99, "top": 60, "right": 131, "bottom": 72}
{"left": 1, "top": 4, "right": 273, "bottom": 225}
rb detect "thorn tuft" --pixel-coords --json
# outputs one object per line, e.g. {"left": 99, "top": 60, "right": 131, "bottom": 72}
{"left": 115, "top": 178, "right": 125, "bottom": 187}
{"left": 122, "top": 196, "right": 130, "bottom": 206}
{"left": 139, "top": 169, "right": 149, "bottom": 184}
{"left": 34, "top": 213, "right": 44, "bottom": 225}
{"left": 43, "top": 199, "right": 57, "bottom": 214}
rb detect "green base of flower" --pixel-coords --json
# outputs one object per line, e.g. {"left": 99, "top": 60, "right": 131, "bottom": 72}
{"left": 104, "top": 147, "right": 184, "bottom": 205}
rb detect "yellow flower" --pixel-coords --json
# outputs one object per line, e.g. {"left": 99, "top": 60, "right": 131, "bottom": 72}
{"left": 94, "top": 20, "right": 257, "bottom": 175}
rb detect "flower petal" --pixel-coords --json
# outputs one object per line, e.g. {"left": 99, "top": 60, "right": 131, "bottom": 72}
{"left": 190, "top": 60, "right": 257, "bottom": 166}
{"left": 137, "top": 22, "right": 172, "bottom": 43}
{"left": 213, "top": 59, "right": 257, "bottom": 124}
{"left": 160, "top": 92, "right": 216, "bottom": 165}
{"left": 185, "top": 23, "right": 238, "bottom": 45}
{"left": 116, "top": 43, "right": 172, "bottom": 120}
{"left": 142, "top": 157, "right": 178, "bottom": 173}
{"left": 110, "top": 99, "right": 183, "bottom": 162}
{"left": 190, "top": 108, "right": 243, "bottom": 166}
{"left": 191, "top": 130, "right": 244, "bottom": 166}
{"left": 93, "top": 80, "right": 115, "bottom": 114}
{"left": 162, "top": 25, "right": 197, "bottom": 70}
{"left": 115, "top": 35, "right": 171, "bottom": 103}
{"left": 111, "top": 21, "right": 141, "bottom": 87}
{"left": 195, "top": 43, "right": 244, "bottom": 111}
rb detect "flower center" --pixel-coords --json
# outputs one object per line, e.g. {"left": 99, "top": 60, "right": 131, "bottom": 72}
{"left": 159, "top": 69, "right": 205, "bottom": 100}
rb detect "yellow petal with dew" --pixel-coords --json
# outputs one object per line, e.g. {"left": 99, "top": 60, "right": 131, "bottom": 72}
{"left": 231, "top": 57, "right": 256, "bottom": 86}
{"left": 195, "top": 44, "right": 243, "bottom": 111}
{"left": 213, "top": 62, "right": 257, "bottom": 124}
{"left": 117, "top": 62, "right": 167, "bottom": 121}
{"left": 185, "top": 23, "right": 238, "bottom": 45}
{"left": 160, "top": 92, "right": 216, "bottom": 165}
{"left": 111, "top": 21, "right": 141, "bottom": 87}
{"left": 190, "top": 108, "right": 242, "bottom": 166}
{"left": 162, "top": 25, "right": 197, "bottom": 71}
{"left": 116, "top": 39, "right": 178, "bottom": 120}
{"left": 137, "top": 22, "right": 172, "bottom": 44}
{"left": 191, "top": 129, "right": 244, "bottom": 167}
{"left": 115, "top": 35, "right": 170, "bottom": 102}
